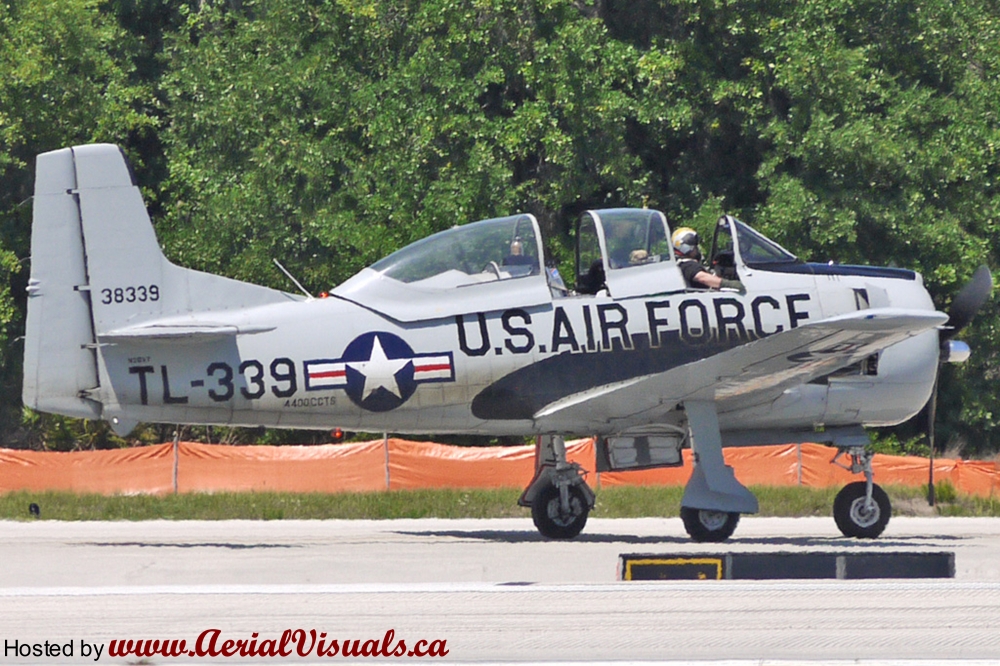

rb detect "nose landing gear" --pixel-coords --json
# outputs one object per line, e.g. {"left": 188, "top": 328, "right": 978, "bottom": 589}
{"left": 831, "top": 446, "right": 891, "bottom": 538}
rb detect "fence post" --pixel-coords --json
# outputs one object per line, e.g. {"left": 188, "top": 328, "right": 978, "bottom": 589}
{"left": 797, "top": 443, "right": 802, "bottom": 487}
{"left": 172, "top": 430, "right": 180, "bottom": 494}
{"left": 383, "top": 432, "right": 390, "bottom": 490}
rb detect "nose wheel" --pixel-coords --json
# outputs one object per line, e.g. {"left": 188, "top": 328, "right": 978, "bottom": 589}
{"left": 834, "top": 481, "right": 891, "bottom": 538}
{"left": 831, "top": 446, "right": 892, "bottom": 538}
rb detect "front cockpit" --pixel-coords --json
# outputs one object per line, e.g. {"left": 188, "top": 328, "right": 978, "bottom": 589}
{"left": 709, "top": 215, "right": 799, "bottom": 271}
{"left": 574, "top": 208, "right": 684, "bottom": 297}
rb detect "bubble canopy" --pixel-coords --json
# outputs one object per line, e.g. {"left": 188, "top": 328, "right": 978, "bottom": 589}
{"left": 333, "top": 213, "right": 553, "bottom": 322}
{"left": 370, "top": 214, "right": 543, "bottom": 288}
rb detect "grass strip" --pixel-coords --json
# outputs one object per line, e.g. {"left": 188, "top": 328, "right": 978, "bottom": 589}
{"left": 1, "top": 484, "right": 998, "bottom": 521}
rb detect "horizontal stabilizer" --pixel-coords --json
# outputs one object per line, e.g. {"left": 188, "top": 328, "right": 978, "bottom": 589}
{"left": 101, "top": 322, "right": 276, "bottom": 342}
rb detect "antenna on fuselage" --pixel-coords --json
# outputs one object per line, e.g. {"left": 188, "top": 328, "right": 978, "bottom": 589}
{"left": 272, "top": 258, "right": 314, "bottom": 299}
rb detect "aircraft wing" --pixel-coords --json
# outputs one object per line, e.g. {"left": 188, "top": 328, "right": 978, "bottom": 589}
{"left": 532, "top": 308, "right": 947, "bottom": 432}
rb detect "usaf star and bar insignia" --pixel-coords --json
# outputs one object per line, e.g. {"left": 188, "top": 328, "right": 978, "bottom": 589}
{"left": 304, "top": 332, "right": 455, "bottom": 412}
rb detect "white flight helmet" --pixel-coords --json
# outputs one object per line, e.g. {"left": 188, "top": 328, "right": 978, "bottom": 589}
{"left": 671, "top": 227, "right": 700, "bottom": 257}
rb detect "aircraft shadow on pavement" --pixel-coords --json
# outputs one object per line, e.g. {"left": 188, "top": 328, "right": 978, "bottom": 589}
{"left": 85, "top": 541, "right": 301, "bottom": 550}
{"left": 396, "top": 530, "right": 965, "bottom": 547}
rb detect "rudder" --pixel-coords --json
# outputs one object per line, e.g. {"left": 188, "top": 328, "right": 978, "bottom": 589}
{"left": 22, "top": 147, "right": 101, "bottom": 419}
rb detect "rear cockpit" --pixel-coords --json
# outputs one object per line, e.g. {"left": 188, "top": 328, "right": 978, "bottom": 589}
{"left": 369, "top": 214, "right": 547, "bottom": 289}
{"left": 332, "top": 214, "right": 559, "bottom": 321}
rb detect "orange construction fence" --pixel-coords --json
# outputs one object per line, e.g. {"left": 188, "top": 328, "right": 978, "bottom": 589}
{"left": 0, "top": 439, "right": 997, "bottom": 498}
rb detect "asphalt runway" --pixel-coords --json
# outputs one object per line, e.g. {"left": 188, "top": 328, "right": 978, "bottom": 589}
{"left": 2, "top": 516, "right": 1000, "bottom": 664}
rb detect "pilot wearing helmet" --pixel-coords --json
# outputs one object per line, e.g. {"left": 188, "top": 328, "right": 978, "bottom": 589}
{"left": 672, "top": 227, "right": 746, "bottom": 294}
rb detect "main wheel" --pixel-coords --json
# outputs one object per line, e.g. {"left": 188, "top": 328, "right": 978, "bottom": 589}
{"left": 833, "top": 481, "right": 891, "bottom": 538}
{"left": 531, "top": 484, "right": 589, "bottom": 539}
{"left": 680, "top": 507, "right": 740, "bottom": 542}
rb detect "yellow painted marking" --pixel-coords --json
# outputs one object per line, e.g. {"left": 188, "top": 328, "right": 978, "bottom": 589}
{"left": 624, "top": 557, "right": 723, "bottom": 581}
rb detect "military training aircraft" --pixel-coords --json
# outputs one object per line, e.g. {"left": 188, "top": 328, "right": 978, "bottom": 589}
{"left": 22, "top": 144, "right": 993, "bottom": 542}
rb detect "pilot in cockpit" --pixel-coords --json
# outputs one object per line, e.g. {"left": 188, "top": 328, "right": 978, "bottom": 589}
{"left": 672, "top": 227, "right": 746, "bottom": 294}
{"left": 503, "top": 236, "right": 535, "bottom": 268}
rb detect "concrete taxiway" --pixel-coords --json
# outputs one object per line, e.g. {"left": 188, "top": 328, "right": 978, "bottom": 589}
{"left": 2, "top": 516, "right": 1000, "bottom": 663}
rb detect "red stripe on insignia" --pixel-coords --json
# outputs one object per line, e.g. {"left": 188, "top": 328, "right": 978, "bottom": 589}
{"left": 414, "top": 363, "right": 451, "bottom": 372}
{"left": 310, "top": 370, "right": 346, "bottom": 379}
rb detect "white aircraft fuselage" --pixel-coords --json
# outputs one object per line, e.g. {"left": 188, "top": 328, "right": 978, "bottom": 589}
{"left": 25, "top": 143, "right": 980, "bottom": 542}
{"left": 92, "top": 274, "right": 938, "bottom": 437}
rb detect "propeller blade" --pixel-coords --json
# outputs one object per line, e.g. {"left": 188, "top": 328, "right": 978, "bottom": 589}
{"left": 928, "top": 266, "right": 990, "bottom": 505}
{"left": 927, "top": 376, "right": 938, "bottom": 507}
{"left": 942, "top": 265, "right": 993, "bottom": 340}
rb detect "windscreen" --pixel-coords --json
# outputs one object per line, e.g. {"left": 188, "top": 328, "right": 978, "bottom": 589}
{"left": 734, "top": 219, "right": 797, "bottom": 265}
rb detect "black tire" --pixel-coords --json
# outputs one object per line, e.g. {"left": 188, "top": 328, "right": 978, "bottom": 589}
{"left": 680, "top": 507, "right": 740, "bottom": 542}
{"left": 834, "top": 481, "right": 891, "bottom": 539}
{"left": 531, "top": 484, "right": 589, "bottom": 539}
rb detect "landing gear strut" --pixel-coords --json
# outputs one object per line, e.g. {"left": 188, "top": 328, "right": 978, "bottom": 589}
{"left": 831, "top": 446, "right": 891, "bottom": 538}
{"left": 520, "top": 435, "right": 595, "bottom": 540}
{"left": 679, "top": 402, "right": 758, "bottom": 542}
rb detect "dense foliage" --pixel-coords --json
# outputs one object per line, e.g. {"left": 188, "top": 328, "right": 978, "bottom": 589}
{"left": 1, "top": 0, "right": 997, "bottom": 452}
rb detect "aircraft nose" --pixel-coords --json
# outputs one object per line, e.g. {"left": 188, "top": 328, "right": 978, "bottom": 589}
{"left": 941, "top": 339, "right": 971, "bottom": 363}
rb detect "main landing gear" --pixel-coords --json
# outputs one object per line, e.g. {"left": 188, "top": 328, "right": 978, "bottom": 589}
{"left": 532, "top": 483, "right": 591, "bottom": 539}
{"left": 680, "top": 507, "right": 741, "bottom": 543}
{"left": 520, "top": 413, "right": 892, "bottom": 542}
{"left": 519, "top": 435, "right": 595, "bottom": 539}
{"left": 831, "top": 446, "right": 891, "bottom": 538}
{"left": 521, "top": 403, "right": 760, "bottom": 543}
{"left": 678, "top": 402, "right": 758, "bottom": 542}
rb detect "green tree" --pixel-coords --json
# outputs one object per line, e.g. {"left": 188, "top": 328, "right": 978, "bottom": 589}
{"left": 615, "top": 0, "right": 999, "bottom": 451}
{"left": 157, "top": 0, "right": 650, "bottom": 293}
{"left": 0, "top": 0, "right": 157, "bottom": 445}
{"left": 4, "top": 0, "right": 1000, "bottom": 452}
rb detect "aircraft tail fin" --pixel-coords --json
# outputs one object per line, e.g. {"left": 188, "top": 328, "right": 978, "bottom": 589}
{"left": 23, "top": 144, "right": 292, "bottom": 419}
